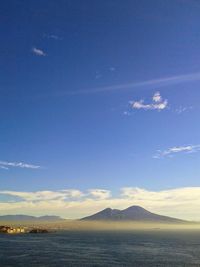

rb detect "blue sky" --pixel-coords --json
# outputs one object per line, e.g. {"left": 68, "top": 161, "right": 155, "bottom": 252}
{"left": 1, "top": 0, "right": 200, "bottom": 218}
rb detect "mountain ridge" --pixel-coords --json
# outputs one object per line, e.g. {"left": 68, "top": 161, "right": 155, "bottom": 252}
{"left": 0, "top": 206, "right": 189, "bottom": 223}
{"left": 81, "top": 205, "right": 187, "bottom": 223}
{"left": 0, "top": 215, "right": 65, "bottom": 222}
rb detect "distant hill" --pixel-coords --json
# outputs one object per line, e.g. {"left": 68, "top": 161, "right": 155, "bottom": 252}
{"left": 0, "top": 215, "right": 65, "bottom": 222}
{"left": 81, "top": 205, "right": 186, "bottom": 223}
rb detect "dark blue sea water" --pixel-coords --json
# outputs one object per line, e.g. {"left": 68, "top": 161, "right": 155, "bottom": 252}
{"left": 0, "top": 230, "right": 200, "bottom": 266}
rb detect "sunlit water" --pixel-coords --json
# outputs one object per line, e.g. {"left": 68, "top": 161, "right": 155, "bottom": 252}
{"left": 1, "top": 230, "right": 200, "bottom": 266}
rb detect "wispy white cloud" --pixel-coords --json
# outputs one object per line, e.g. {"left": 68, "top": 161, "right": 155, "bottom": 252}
{"left": 175, "top": 106, "right": 193, "bottom": 114}
{"left": 66, "top": 71, "right": 200, "bottom": 94}
{"left": 43, "top": 34, "right": 62, "bottom": 40}
{"left": 1, "top": 187, "right": 200, "bottom": 220}
{"left": 153, "top": 145, "right": 200, "bottom": 159}
{"left": 0, "top": 166, "right": 9, "bottom": 170}
{"left": 0, "top": 161, "right": 41, "bottom": 170}
{"left": 130, "top": 92, "right": 168, "bottom": 111}
{"left": 32, "top": 47, "right": 46, "bottom": 56}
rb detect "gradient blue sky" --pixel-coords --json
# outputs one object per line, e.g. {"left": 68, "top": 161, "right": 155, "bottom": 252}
{"left": 1, "top": 0, "right": 200, "bottom": 218}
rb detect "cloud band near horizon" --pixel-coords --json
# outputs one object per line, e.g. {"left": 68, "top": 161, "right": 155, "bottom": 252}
{"left": 0, "top": 187, "right": 200, "bottom": 221}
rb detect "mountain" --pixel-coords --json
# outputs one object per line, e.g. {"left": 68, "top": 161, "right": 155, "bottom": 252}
{"left": 0, "top": 215, "right": 65, "bottom": 222}
{"left": 81, "top": 205, "right": 186, "bottom": 223}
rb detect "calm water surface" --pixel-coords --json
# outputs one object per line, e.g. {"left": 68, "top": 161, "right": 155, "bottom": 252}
{"left": 0, "top": 230, "right": 200, "bottom": 266}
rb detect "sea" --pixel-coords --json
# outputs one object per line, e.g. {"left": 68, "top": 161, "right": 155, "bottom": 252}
{"left": 0, "top": 230, "right": 200, "bottom": 266}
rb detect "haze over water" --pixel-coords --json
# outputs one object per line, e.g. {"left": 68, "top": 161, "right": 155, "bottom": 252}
{"left": 1, "top": 230, "right": 200, "bottom": 267}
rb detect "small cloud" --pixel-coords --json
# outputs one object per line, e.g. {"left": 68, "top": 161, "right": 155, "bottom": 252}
{"left": 0, "top": 161, "right": 41, "bottom": 170}
{"left": 130, "top": 92, "right": 168, "bottom": 111}
{"left": 123, "top": 111, "right": 131, "bottom": 116}
{"left": 152, "top": 92, "right": 162, "bottom": 103}
{"left": 32, "top": 47, "right": 46, "bottom": 57}
{"left": 153, "top": 145, "right": 200, "bottom": 159}
{"left": 43, "top": 34, "right": 62, "bottom": 40}
{"left": 175, "top": 106, "right": 193, "bottom": 114}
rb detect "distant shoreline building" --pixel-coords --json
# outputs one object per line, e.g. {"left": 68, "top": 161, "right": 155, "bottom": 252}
{"left": 0, "top": 226, "right": 25, "bottom": 234}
